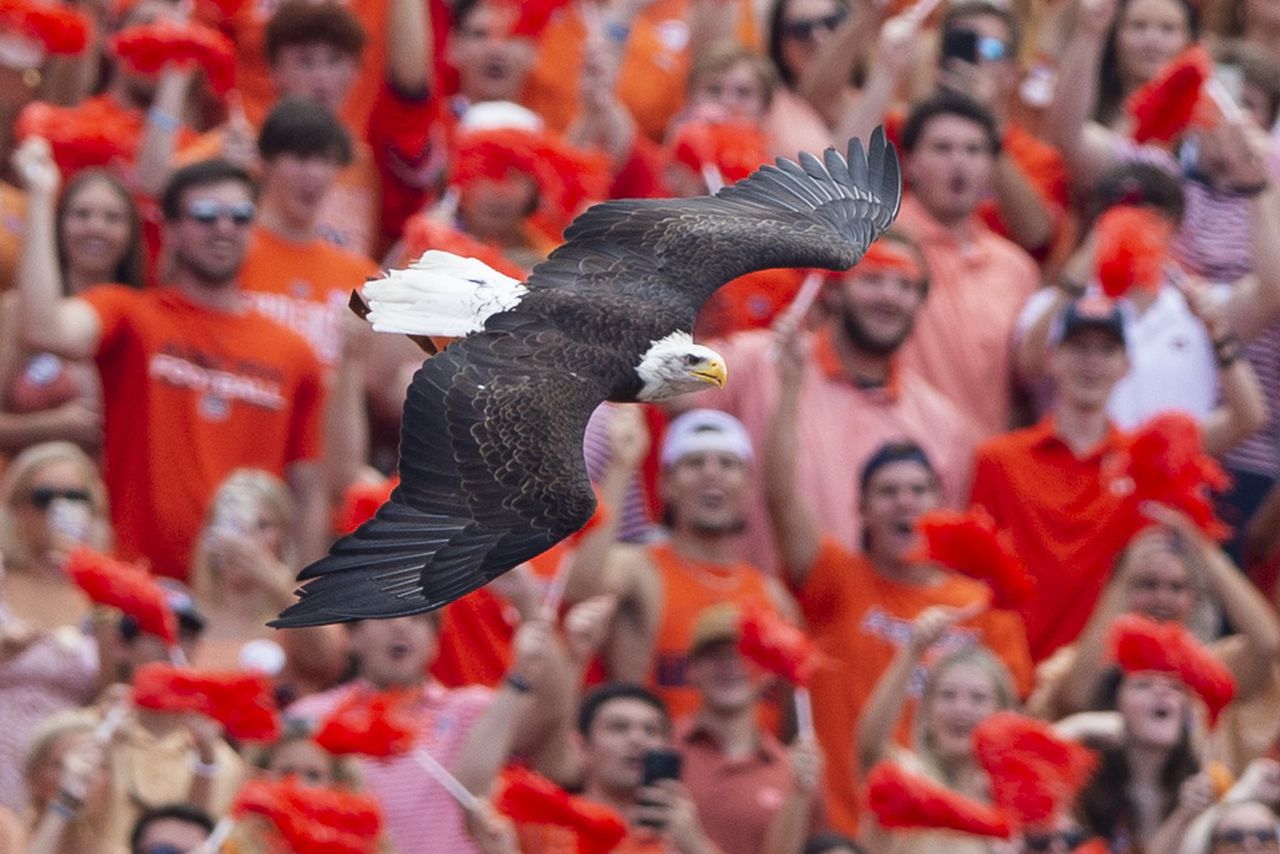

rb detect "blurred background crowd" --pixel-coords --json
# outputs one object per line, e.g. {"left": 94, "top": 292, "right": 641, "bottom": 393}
{"left": 0, "top": 0, "right": 1279, "bottom": 849}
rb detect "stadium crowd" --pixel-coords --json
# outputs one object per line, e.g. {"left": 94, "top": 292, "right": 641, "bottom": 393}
{"left": 0, "top": 0, "right": 1279, "bottom": 849}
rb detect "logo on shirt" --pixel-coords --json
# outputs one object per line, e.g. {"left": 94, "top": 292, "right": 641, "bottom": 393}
{"left": 860, "top": 606, "right": 981, "bottom": 696}
{"left": 244, "top": 289, "right": 346, "bottom": 365}
{"left": 149, "top": 344, "right": 286, "bottom": 419}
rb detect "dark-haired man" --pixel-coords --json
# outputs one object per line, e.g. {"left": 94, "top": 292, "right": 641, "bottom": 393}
{"left": 13, "top": 148, "right": 327, "bottom": 580}
{"left": 894, "top": 92, "right": 1039, "bottom": 438}
{"left": 129, "top": 803, "right": 214, "bottom": 854}
{"left": 573, "top": 683, "right": 723, "bottom": 854}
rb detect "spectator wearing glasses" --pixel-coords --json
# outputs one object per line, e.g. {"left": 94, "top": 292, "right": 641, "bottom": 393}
{"left": 758, "top": 0, "right": 848, "bottom": 159}
{"left": 10, "top": 144, "right": 328, "bottom": 584}
{"left": 128, "top": 804, "right": 213, "bottom": 854}
{"left": 1197, "top": 800, "right": 1280, "bottom": 854}
{"left": 1, "top": 167, "right": 144, "bottom": 458}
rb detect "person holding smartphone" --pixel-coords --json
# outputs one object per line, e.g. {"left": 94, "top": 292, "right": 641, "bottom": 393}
{"left": 574, "top": 683, "right": 724, "bottom": 854}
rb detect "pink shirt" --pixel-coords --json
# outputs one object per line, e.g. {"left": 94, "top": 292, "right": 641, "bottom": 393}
{"left": 703, "top": 326, "right": 980, "bottom": 572}
{"left": 894, "top": 196, "right": 1039, "bottom": 437}
{"left": 288, "top": 680, "right": 493, "bottom": 854}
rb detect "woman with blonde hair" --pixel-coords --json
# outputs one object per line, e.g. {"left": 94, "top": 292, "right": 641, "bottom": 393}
{"left": 24, "top": 709, "right": 120, "bottom": 854}
{"left": 0, "top": 440, "right": 110, "bottom": 628}
{"left": 857, "top": 604, "right": 1019, "bottom": 853}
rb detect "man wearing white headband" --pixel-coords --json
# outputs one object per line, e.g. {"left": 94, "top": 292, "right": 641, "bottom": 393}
{"left": 592, "top": 409, "right": 799, "bottom": 722}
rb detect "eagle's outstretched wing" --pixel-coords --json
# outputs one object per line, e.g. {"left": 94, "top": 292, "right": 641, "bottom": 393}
{"left": 272, "top": 314, "right": 610, "bottom": 626}
{"left": 524, "top": 130, "right": 901, "bottom": 324}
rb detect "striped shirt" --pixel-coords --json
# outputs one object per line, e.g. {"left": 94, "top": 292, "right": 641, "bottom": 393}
{"left": 288, "top": 680, "right": 493, "bottom": 854}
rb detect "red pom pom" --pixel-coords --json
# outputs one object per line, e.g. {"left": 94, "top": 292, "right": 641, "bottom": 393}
{"left": 336, "top": 477, "right": 399, "bottom": 536}
{"left": 0, "top": 0, "right": 90, "bottom": 53}
{"left": 401, "top": 216, "right": 530, "bottom": 280}
{"left": 1110, "top": 613, "right": 1237, "bottom": 725}
{"left": 452, "top": 127, "right": 610, "bottom": 232}
{"left": 132, "top": 663, "right": 281, "bottom": 741}
{"left": 738, "top": 601, "right": 819, "bottom": 687}
{"left": 496, "top": 766, "right": 628, "bottom": 854}
{"left": 669, "top": 117, "right": 769, "bottom": 186}
{"left": 973, "top": 712, "right": 1097, "bottom": 827}
{"left": 292, "top": 784, "right": 383, "bottom": 842}
{"left": 506, "top": 0, "right": 570, "bottom": 36}
{"left": 1122, "top": 412, "right": 1231, "bottom": 539}
{"left": 110, "top": 20, "right": 235, "bottom": 94}
{"left": 67, "top": 547, "right": 177, "bottom": 643}
{"left": 866, "top": 762, "right": 1012, "bottom": 838}
{"left": 1095, "top": 206, "right": 1175, "bottom": 298}
{"left": 232, "top": 777, "right": 381, "bottom": 853}
{"left": 1126, "top": 46, "right": 1211, "bottom": 144}
{"left": 16, "top": 101, "right": 134, "bottom": 174}
{"left": 314, "top": 689, "right": 418, "bottom": 758}
{"left": 912, "top": 508, "right": 1035, "bottom": 609}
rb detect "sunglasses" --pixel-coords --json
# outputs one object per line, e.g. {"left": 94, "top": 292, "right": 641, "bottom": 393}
{"left": 780, "top": 10, "right": 846, "bottom": 41}
{"left": 184, "top": 199, "right": 256, "bottom": 226}
{"left": 140, "top": 846, "right": 188, "bottom": 854}
{"left": 1212, "top": 827, "right": 1280, "bottom": 848}
{"left": 27, "top": 486, "right": 91, "bottom": 511}
{"left": 1023, "top": 830, "right": 1089, "bottom": 852}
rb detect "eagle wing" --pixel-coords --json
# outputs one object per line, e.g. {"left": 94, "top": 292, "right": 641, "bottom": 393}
{"left": 272, "top": 315, "right": 609, "bottom": 626}
{"left": 523, "top": 129, "right": 901, "bottom": 324}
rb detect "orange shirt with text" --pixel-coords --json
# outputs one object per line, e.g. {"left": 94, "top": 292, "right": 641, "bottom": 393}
{"left": 240, "top": 228, "right": 379, "bottom": 368}
{"left": 82, "top": 286, "right": 325, "bottom": 579}
{"left": 795, "top": 537, "right": 1032, "bottom": 835}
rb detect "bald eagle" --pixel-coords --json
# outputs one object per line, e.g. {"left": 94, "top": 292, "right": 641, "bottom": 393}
{"left": 272, "top": 130, "right": 901, "bottom": 627}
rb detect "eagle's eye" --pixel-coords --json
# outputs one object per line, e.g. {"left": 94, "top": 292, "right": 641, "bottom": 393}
{"left": 685, "top": 354, "right": 701, "bottom": 366}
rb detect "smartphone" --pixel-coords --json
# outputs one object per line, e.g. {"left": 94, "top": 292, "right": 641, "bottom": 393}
{"left": 642, "top": 748, "right": 682, "bottom": 786}
{"left": 941, "top": 28, "right": 979, "bottom": 65}
{"left": 637, "top": 748, "right": 683, "bottom": 829}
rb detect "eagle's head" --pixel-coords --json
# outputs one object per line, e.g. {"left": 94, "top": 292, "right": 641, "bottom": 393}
{"left": 635, "top": 332, "right": 727, "bottom": 401}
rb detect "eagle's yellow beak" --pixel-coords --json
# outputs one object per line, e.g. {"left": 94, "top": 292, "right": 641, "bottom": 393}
{"left": 691, "top": 358, "right": 727, "bottom": 389}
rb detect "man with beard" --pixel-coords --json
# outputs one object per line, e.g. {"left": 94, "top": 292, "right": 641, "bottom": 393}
{"left": 762, "top": 338, "right": 1033, "bottom": 834}
{"left": 689, "top": 231, "right": 979, "bottom": 573}
{"left": 893, "top": 92, "right": 1039, "bottom": 438}
{"left": 592, "top": 410, "right": 799, "bottom": 721}
{"left": 13, "top": 154, "right": 327, "bottom": 580}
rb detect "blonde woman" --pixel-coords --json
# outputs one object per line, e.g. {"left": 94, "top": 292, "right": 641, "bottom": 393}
{"left": 24, "top": 710, "right": 120, "bottom": 854}
{"left": 857, "top": 605, "right": 1019, "bottom": 854}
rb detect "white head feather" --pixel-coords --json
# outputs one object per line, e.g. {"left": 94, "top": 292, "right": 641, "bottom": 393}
{"left": 635, "top": 332, "right": 728, "bottom": 401}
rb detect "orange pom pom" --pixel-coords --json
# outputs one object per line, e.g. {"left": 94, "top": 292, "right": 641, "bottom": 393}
{"left": 866, "top": 762, "right": 1012, "bottom": 838}
{"left": 912, "top": 508, "right": 1034, "bottom": 609}
{"left": 1110, "top": 613, "right": 1237, "bottom": 725}
{"left": 973, "top": 712, "right": 1097, "bottom": 827}
{"left": 738, "top": 601, "right": 819, "bottom": 686}
{"left": 668, "top": 117, "right": 769, "bottom": 186}
{"left": 314, "top": 689, "right": 418, "bottom": 758}
{"left": 1126, "top": 46, "right": 1212, "bottom": 144}
{"left": 67, "top": 547, "right": 177, "bottom": 643}
{"left": 233, "top": 777, "right": 381, "bottom": 853}
{"left": 496, "top": 766, "right": 627, "bottom": 854}
{"left": 16, "top": 101, "right": 134, "bottom": 174}
{"left": 110, "top": 20, "right": 235, "bottom": 94}
{"left": 0, "top": 0, "right": 90, "bottom": 53}
{"left": 132, "top": 663, "right": 281, "bottom": 741}
{"left": 1122, "top": 412, "right": 1231, "bottom": 539}
{"left": 1094, "top": 206, "right": 1174, "bottom": 298}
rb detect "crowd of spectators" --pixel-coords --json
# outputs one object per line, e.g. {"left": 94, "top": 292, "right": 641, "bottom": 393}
{"left": 0, "top": 0, "right": 1279, "bottom": 850}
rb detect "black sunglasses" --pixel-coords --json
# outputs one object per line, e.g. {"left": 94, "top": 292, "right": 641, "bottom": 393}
{"left": 780, "top": 10, "right": 846, "bottom": 41}
{"left": 185, "top": 199, "right": 256, "bottom": 226}
{"left": 28, "top": 486, "right": 92, "bottom": 511}
{"left": 140, "top": 846, "right": 187, "bottom": 854}
{"left": 1212, "top": 827, "right": 1280, "bottom": 848}
{"left": 1024, "top": 830, "right": 1089, "bottom": 852}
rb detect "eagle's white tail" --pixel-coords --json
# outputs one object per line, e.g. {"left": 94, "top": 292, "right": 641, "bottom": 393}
{"left": 361, "top": 250, "right": 527, "bottom": 337}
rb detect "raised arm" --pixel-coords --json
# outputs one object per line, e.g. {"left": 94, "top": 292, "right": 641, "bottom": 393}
{"left": 385, "top": 0, "right": 431, "bottom": 96}
{"left": 1042, "top": 0, "right": 1123, "bottom": 186}
{"left": 834, "top": 10, "right": 919, "bottom": 145}
{"left": 11, "top": 138, "right": 102, "bottom": 361}
{"left": 762, "top": 329, "right": 821, "bottom": 589}
{"left": 795, "top": 1, "right": 880, "bottom": 129}
{"left": 1222, "top": 145, "right": 1280, "bottom": 341}
{"left": 856, "top": 604, "right": 980, "bottom": 773}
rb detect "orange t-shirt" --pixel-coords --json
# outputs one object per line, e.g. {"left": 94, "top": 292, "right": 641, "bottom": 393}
{"left": 82, "top": 285, "right": 326, "bottom": 580}
{"left": 226, "top": 0, "right": 389, "bottom": 136}
{"left": 522, "top": 0, "right": 758, "bottom": 141}
{"left": 794, "top": 536, "right": 1032, "bottom": 835}
{"left": 647, "top": 542, "right": 778, "bottom": 721}
{"left": 969, "top": 416, "right": 1141, "bottom": 662}
{"left": 239, "top": 227, "right": 379, "bottom": 368}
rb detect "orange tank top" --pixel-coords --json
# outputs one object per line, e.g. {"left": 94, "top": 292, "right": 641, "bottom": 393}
{"left": 647, "top": 542, "right": 775, "bottom": 721}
